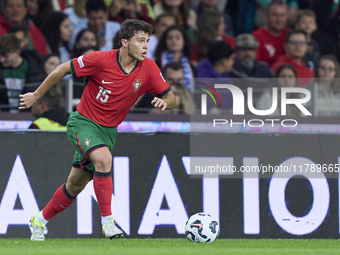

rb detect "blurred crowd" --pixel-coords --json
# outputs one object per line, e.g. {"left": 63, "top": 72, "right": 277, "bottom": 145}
{"left": 0, "top": 0, "right": 340, "bottom": 119}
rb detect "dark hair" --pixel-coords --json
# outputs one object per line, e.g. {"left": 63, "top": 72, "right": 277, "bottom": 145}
{"left": 285, "top": 29, "right": 307, "bottom": 43}
{"left": 73, "top": 28, "right": 98, "bottom": 53}
{"left": 154, "top": 25, "right": 191, "bottom": 65}
{"left": 37, "top": 86, "right": 60, "bottom": 109}
{"left": 41, "top": 11, "right": 69, "bottom": 54}
{"left": 118, "top": 19, "right": 153, "bottom": 47}
{"left": 27, "top": 0, "right": 54, "bottom": 29}
{"left": 7, "top": 24, "right": 29, "bottom": 34}
{"left": 268, "top": 0, "right": 287, "bottom": 10}
{"left": 161, "top": 0, "right": 190, "bottom": 30}
{"left": 208, "top": 41, "right": 234, "bottom": 65}
{"left": 296, "top": 9, "right": 316, "bottom": 24}
{"left": 155, "top": 12, "right": 177, "bottom": 26}
{"left": 42, "top": 53, "right": 59, "bottom": 64}
{"left": 162, "top": 62, "right": 183, "bottom": 74}
{"left": 86, "top": 0, "right": 106, "bottom": 14}
{"left": 73, "top": 46, "right": 98, "bottom": 58}
{"left": 275, "top": 64, "right": 298, "bottom": 78}
{"left": 274, "top": 64, "right": 299, "bottom": 87}
{"left": 4, "top": 0, "right": 27, "bottom": 8}
{"left": 0, "top": 33, "right": 21, "bottom": 55}
{"left": 162, "top": 62, "right": 183, "bottom": 73}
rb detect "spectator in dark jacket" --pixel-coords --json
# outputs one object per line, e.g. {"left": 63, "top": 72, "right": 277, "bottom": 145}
{"left": 0, "top": 33, "right": 45, "bottom": 112}
{"left": 230, "top": 33, "right": 273, "bottom": 79}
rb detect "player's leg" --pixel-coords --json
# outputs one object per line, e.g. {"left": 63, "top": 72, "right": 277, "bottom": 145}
{"left": 30, "top": 167, "right": 92, "bottom": 241}
{"left": 88, "top": 147, "right": 123, "bottom": 238}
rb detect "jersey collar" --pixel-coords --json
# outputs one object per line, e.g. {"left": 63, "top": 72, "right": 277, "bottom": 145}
{"left": 117, "top": 49, "right": 139, "bottom": 75}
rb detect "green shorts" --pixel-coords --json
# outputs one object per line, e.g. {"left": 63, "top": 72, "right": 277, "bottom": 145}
{"left": 67, "top": 111, "right": 118, "bottom": 174}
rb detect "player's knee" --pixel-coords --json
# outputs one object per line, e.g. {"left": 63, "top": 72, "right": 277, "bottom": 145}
{"left": 94, "top": 156, "right": 112, "bottom": 172}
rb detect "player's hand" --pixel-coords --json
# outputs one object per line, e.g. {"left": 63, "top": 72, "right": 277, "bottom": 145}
{"left": 151, "top": 97, "right": 167, "bottom": 111}
{"left": 18, "top": 92, "right": 37, "bottom": 110}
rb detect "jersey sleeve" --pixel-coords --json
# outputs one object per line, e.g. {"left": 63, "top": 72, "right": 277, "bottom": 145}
{"left": 147, "top": 60, "right": 171, "bottom": 97}
{"left": 71, "top": 51, "right": 102, "bottom": 78}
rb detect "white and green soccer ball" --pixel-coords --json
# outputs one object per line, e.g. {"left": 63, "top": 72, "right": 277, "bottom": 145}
{"left": 185, "top": 212, "right": 219, "bottom": 243}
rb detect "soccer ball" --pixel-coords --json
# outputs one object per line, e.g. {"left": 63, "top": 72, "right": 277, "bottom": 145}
{"left": 185, "top": 212, "right": 219, "bottom": 243}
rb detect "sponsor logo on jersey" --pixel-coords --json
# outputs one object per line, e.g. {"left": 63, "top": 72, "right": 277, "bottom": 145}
{"left": 102, "top": 80, "right": 114, "bottom": 84}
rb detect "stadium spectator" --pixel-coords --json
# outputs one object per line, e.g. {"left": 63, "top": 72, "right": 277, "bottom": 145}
{"left": 7, "top": 24, "right": 29, "bottom": 49}
{"left": 271, "top": 29, "right": 313, "bottom": 87}
{"left": 191, "top": 10, "right": 235, "bottom": 66}
{"left": 42, "top": 53, "right": 60, "bottom": 75}
{"left": 72, "top": 29, "right": 98, "bottom": 57}
{"left": 40, "top": 12, "right": 72, "bottom": 63}
{"left": 153, "top": 0, "right": 196, "bottom": 43}
{"left": 29, "top": 86, "right": 68, "bottom": 130}
{"left": 155, "top": 25, "right": 194, "bottom": 90}
{"left": 195, "top": 41, "right": 234, "bottom": 114}
{"left": 63, "top": 0, "right": 88, "bottom": 49}
{"left": 0, "top": 34, "right": 45, "bottom": 112}
{"left": 86, "top": 0, "right": 120, "bottom": 51}
{"left": 252, "top": 0, "right": 290, "bottom": 67}
{"left": 294, "top": 10, "right": 321, "bottom": 71}
{"left": 0, "top": 0, "right": 48, "bottom": 55}
{"left": 146, "top": 13, "right": 176, "bottom": 60}
{"left": 230, "top": 33, "right": 273, "bottom": 79}
{"left": 196, "top": 40, "right": 234, "bottom": 79}
{"left": 256, "top": 64, "right": 301, "bottom": 116}
{"left": 108, "top": 0, "right": 154, "bottom": 26}
{"left": 27, "top": 0, "right": 54, "bottom": 29}
{"left": 306, "top": 54, "right": 340, "bottom": 116}
{"left": 195, "top": 0, "right": 234, "bottom": 36}
{"left": 152, "top": 81, "right": 195, "bottom": 114}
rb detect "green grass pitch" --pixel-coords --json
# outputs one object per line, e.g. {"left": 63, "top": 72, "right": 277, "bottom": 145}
{"left": 2, "top": 238, "right": 340, "bottom": 255}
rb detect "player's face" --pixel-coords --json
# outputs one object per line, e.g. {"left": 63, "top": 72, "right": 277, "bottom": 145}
{"left": 5, "top": 0, "right": 28, "bottom": 24}
{"left": 77, "top": 31, "right": 97, "bottom": 48}
{"left": 88, "top": 10, "right": 107, "bottom": 32}
{"left": 127, "top": 32, "right": 149, "bottom": 61}
{"left": 0, "top": 51, "right": 20, "bottom": 68}
{"left": 166, "top": 29, "right": 184, "bottom": 53}
{"left": 267, "top": 4, "right": 288, "bottom": 32}
{"left": 60, "top": 18, "right": 72, "bottom": 42}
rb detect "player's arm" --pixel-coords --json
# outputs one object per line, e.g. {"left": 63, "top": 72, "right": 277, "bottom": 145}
{"left": 19, "top": 62, "right": 71, "bottom": 110}
{"left": 151, "top": 91, "right": 176, "bottom": 111}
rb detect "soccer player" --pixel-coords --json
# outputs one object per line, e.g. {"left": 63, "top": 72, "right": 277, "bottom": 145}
{"left": 18, "top": 19, "right": 176, "bottom": 241}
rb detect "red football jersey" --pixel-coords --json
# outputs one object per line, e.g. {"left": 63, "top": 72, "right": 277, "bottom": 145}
{"left": 252, "top": 27, "right": 290, "bottom": 67}
{"left": 71, "top": 49, "right": 170, "bottom": 127}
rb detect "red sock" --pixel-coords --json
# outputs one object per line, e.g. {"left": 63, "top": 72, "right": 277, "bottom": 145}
{"left": 93, "top": 171, "right": 113, "bottom": 217}
{"left": 42, "top": 184, "right": 76, "bottom": 220}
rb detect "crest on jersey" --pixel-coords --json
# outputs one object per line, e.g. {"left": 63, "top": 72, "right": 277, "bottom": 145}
{"left": 84, "top": 138, "right": 91, "bottom": 148}
{"left": 133, "top": 79, "right": 142, "bottom": 92}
